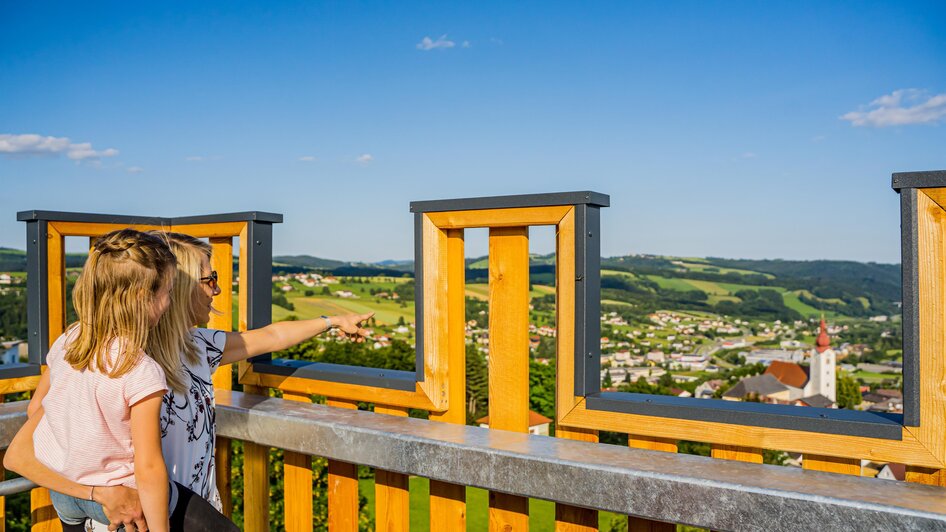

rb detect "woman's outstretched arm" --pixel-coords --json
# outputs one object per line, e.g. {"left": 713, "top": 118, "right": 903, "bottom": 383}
{"left": 219, "top": 313, "right": 373, "bottom": 365}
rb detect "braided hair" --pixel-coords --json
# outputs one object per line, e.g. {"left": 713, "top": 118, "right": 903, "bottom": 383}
{"left": 65, "top": 229, "right": 176, "bottom": 378}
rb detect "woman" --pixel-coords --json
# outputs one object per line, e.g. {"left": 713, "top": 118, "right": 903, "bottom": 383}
{"left": 6, "top": 231, "right": 373, "bottom": 531}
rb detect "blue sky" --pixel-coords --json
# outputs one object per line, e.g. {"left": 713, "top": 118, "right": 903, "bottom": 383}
{"left": 1, "top": 1, "right": 944, "bottom": 263}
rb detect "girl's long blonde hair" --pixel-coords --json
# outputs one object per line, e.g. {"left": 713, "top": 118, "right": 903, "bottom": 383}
{"left": 65, "top": 229, "right": 176, "bottom": 378}
{"left": 147, "top": 231, "right": 214, "bottom": 392}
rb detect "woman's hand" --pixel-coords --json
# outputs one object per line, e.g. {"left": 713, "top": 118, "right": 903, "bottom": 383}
{"left": 94, "top": 484, "right": 146, "bottom": 531}
{"left": 331, "top": 313, "right": 374, "bottom": 342}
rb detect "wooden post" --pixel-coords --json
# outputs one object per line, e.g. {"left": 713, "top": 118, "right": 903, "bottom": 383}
{"left": 803, "top": 455, "right": 860, "bottom": 475}
{"left": 487, "top": 226, "right": 530, "bottom": 531}
{"left": 210, "top": 236, "right": 235, "bottom": 517}
{"left": 284, "top": 391, "right": 313, "bottom": 532}
{"left": 33, "top": 230, "right": 65, "bottom": 532}
{"left": 428, "top": 229, "right": 468, "bottom": 532}
{"left": 374, "top": 405, "right": 410, "bottom": 532}
{"left": 627, "top": 436, "right": 677, "bottom": 532}
{"left": 711, "top": 444, "right": 763, "bottom": 463}
{"left": 554, "top": 428, "right": 598, "bottom": 531}
{"left": 327, "top": 398, "right": 359, "bottom": 531}
{"left": 243, "top": 384, "right": 271, "bottom": 532}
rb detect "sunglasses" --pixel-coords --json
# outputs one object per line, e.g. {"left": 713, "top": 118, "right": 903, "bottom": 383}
{"left": 199, "top": 270, "right": 219, "bottom": 289}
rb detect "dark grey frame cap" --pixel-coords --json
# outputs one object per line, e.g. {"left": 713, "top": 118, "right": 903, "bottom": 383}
{"left": 410, "top": 191, "right": 609, "bottom": 213}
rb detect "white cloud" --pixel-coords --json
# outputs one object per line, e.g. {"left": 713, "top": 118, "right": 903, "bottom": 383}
{"left": 298, "top": 156, "right": 316, "bottom": 162}
{"left": 841, "top": 89, "right": 946, "bottom": 127}
{"left": 356, "top": 153, "right": 374, "bottom": 164}
{"left": 185, "top": 156, "right": 204, "bottom": 162}
{"left": 417, "top": 35, "right": 455, "bottom": 51}
{"left": 0, "top": 133, "right": 119, "bottom": 161}
{"left": 490, "top": 37, "right": 504, "bottom": 45}
{"left": 811, "top": 135, "right": 826, "bottom": 143}
{"left": 462, "top": 41, "right": 471, "bottom": 48}
{"left": 126, "top": 166, "right": 144, "bottom": 174}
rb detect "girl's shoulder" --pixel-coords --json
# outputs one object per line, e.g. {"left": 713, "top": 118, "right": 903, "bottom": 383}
{"left": 46, "top": 325, "right": 81, "bottom": 365}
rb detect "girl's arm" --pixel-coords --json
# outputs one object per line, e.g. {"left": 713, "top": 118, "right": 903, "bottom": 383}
{"left": 26, "top": 370, "right": 50, "bottom": 418}
{"left": 4, "top": 407, "right": 147, "bottom": 531}
{"left": 129, "top": 392, "right": 169, "bottom": 532}
{"left": 220, "top": 313, "right": 372, "bottom": 366}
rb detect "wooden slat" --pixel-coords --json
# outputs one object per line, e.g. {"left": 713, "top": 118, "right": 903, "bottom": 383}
{"left": 210, "top": 237, "right": 235, "bottom": 517}
{"left": 283, "top": 391, "right": 313, "bottom": 532}
{"left": 242, "top": 384, "right": 270, "bottom": 532}
{"left": 554, "top": 208, "right": 582, "bottom": 420}
{"left": 374, "top": 405, "right": 410, "bottom": 532}
{"left": 560, "top": 401, "right": 941, "bottom": 467}
{"left": 627, "top": 435, "right": 677, "bottom": 531}
{"left": 427, "top": 228, "right": 468, "bottom": 531}
{"left": 170, "top": 221, "right": 246, "bottom": 239}
{"left": 417, "top": 214, "right": 450, "bottom": 410}
{"left": 911, "top": 190, "right": 946, "bottom": 465}
{"left": 906, "top": 466, "right": 946, "bottom": 486}
{"left": 327, "top": 398, "right": 359, "bottom": 531}
{"left": 803, "top": 455, "right": 860, "bottom": 475}
{"left": 487, "top": 226, "right": 530, "bottom": 531}
{"left": 555, "top": 426, "right": 598, "bottom": 532}
{"left": 0, "top": 376, "right": 40, "bottom": 395}
{"left": 426, "top": 205, "right": 572, "bottom": 230}
{"left": 48, "top": 221, "right": 164, "bottom": 237}
{"left": 240, "top": 372, "right": 438, "bottom": 410}
{"left": 47, "top": 225, "right": 65, "bottom": 344}
{"left": 711, "top": 444, "right": 763, "bottom": 463}
{"left": 628, "top": 435, "right": 677, "bottom": 453}
{"left": 31, "top": 487, "right": 59, "bottom": 532}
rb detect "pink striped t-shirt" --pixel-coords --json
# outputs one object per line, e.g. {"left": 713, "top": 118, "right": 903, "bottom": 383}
{"left": 33, "top": 328, "right": 168, "bottom": 488}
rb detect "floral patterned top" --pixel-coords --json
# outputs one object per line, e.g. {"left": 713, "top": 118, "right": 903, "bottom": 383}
{"left": 160, "top": 328, "right": 226, "bottom": 511}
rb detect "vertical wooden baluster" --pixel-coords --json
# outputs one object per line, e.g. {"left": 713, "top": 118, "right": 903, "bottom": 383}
{"left": 906, "top": 466, "right": 946, "bottom": 486}
{"left": 243, "top": 384, "right": 271, "bottom": 532}
{"left": 282, "top": 391, "right": 313, "bottom": 532}
{"left": 374, "top": 405, "right": 410, "bottom": 531}
{"left": 554, "top": 209, "right": 597, "bottom": 532}
{"left": 209, "top": 236, "right": 235, "bottom": 517}
{"left": 428, "top": 228, "right": 468, "bottom": 531}
{"left": 32, "top": 227, "right": 65, "bottom": 532}
{"left": 711, "top": 445, "right": 763, "bottom": 463}
{"left": 487, "top": 226, "right": 530, "bottom": 532}
{"left": 626, "top": 436, "right": 677, "bottom": 531}
{"left": 327, "top": 398, "right": 359, "bottom": 531}
{"left": 803, "top": 455, "right": 860, "bottom": 475}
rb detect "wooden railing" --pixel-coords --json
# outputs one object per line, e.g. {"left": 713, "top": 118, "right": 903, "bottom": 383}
{"left": 5, "top": 175, "right": 946, "bottom": 531}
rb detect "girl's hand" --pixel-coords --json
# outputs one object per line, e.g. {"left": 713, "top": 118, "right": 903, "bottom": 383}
{"left": 94, "top": 485, "right": 146, "bottom": 531}
{"left": 332, "top": 313, "right": 373, "bottom": 342}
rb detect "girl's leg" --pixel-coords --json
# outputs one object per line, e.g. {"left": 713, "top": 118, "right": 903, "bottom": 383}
{"left": 169, "top": 482, "right": 238, "bottom": 532}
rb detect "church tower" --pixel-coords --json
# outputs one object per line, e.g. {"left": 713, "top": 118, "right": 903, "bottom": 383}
{"left": 807, "top": 317, "right": 836, "bottom": 402}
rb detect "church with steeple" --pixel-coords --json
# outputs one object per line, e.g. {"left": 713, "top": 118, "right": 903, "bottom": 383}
{"left": 762, "top": 317, "right": 836, "bottom": 406}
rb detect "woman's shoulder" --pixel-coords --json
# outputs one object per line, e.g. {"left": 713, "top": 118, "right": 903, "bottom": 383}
{"left": 191, "top": 328, "right": 227, "bottom": 353}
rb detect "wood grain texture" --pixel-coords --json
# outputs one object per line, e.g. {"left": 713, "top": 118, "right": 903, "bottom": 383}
{"left": 418, "top": 214, "right": 451, "bottom": 410}
{"left": 0, "top": 376, "right": 40, "bottom": 395}
{"left": 554, "top": 208, "right": 583, "bottom": 421}
{"left": 906, "top": 466, "right": 946, "bottom": 486}
{"left": 711, "top": 445, "right": 763, "bottom": 463}
{"left": 628, "top": 435, "right": 678, "bottom": 453}
{"left": 426, "top": 229, "right": 469, "bottom": 532}
{"left": 561, "top": 401, "right": 941, "bottom": 467}
{"left": 803, "top": 455, "right": 860, "bottom": 475}
{"left": 628, "top": 517, "right": 675, "bottom": 532}
{"left": 488, "top": 226, "right": 531, "bottom": 530}
{"left": 555, "top": 424, "right": 598, "bottom": 531}
{"left": 426, "top": 205, "right": 572, "bottom": 229}
{"left": 238, "top": 372, "right": 438, "bottom": 411}
{"left": 327, "top": 399, "right": 359, "bottom": 532}
{"left": 170, "top": 221, "right": 246, "bottom": 238}
{"left": 283, "top": 392, "right": 313, "bottom": 532}
{"left": 913, "top": 190, "right": 946, "bottom": 465}
{"left": 30, "top": 488, "right": 59, "bottom": 532}
{"left": 373, "top": 406, "right": 410, "bottom": 532}
{"left": 47, "top": 221, "right": 164, "bottom": 237}
{"left": 46, "top": 225, "right": 65, "bottom": 344}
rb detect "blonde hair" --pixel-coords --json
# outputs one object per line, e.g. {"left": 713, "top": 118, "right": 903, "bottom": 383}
{"left": 65, "top": 229, "right": 176, "bottom": 378}
{"left": 147, "top": 231, "right": 213, "bottom": 392}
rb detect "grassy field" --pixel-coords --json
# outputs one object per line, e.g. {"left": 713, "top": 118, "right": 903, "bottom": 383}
{"left": 358, "top": 477, "right": 621, "bottom": 531}
{"left": 671, "top": 260, "right": 775, "bottom": 279}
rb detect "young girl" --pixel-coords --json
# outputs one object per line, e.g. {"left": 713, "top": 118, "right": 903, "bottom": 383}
{"left": 23, "top": 229, "right": 176, "bottom": 532}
